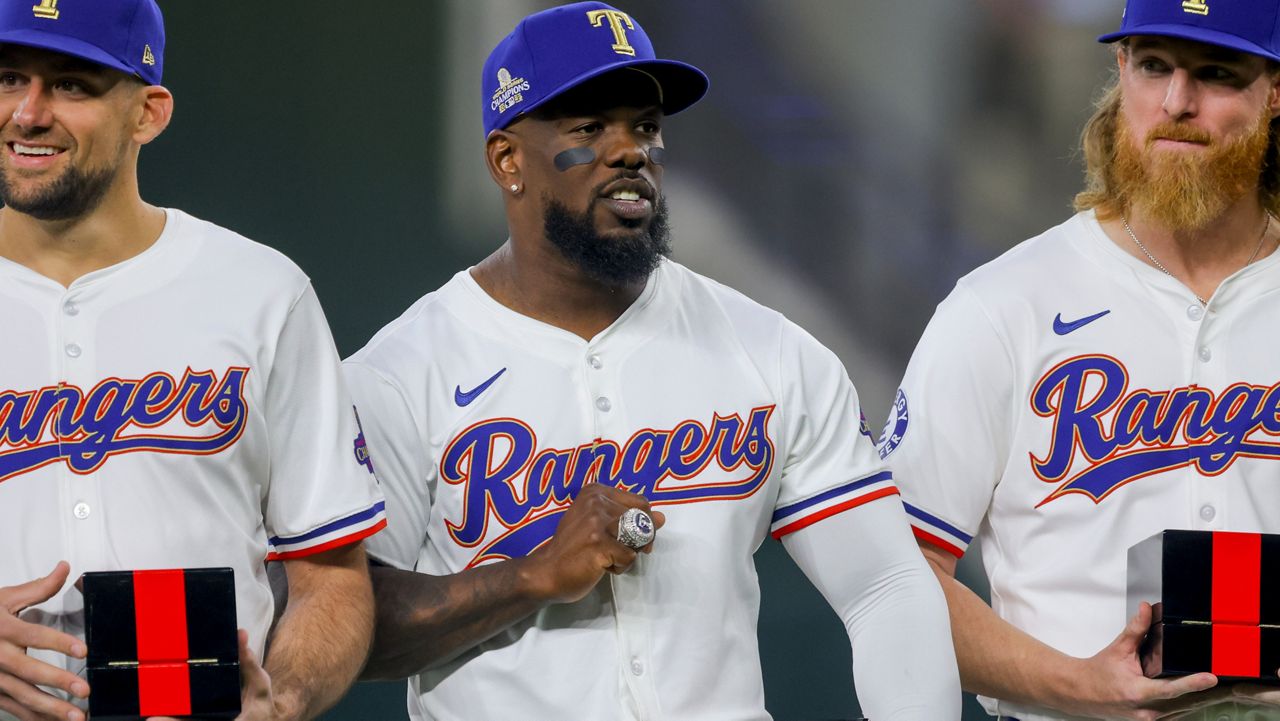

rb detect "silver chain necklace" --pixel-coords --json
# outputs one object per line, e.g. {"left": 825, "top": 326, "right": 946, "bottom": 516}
{"left": 1121, "top": 212, "right": 1274, "bottom": 305}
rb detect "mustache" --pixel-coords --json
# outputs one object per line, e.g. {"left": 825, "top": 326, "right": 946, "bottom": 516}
{"left": 1146, "top": 122, "right": 1212, "bottom": 146}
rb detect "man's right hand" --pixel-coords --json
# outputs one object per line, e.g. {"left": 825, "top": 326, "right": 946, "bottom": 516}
{"left": 0, "top": 562, "right": 89, "bottom": 721}
{"left": 1056, "top": 602, "right": 1218, "bottom": 721}
{"left": 519, "top": 484, "right": 665, "bottom": 605}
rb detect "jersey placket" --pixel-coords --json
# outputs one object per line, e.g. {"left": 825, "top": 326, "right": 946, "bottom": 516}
{"left": 56, "top": 281, "right": 109, "bottom": 573}
{"left": 1185, "top": 295, "right": 1224, "bottom": 532}
{"left": 582, "top": 340, "right": 663, "bottom": 718}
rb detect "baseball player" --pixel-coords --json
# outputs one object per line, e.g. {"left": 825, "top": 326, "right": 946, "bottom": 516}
{"left": 0, "top": 2, "right": 385, "bottom": 720}
{"left": 881, "top": 0, "right": 1280, "bottom": 719}
{"left": 343, "top": 3, "right": 960, "bottom": 720}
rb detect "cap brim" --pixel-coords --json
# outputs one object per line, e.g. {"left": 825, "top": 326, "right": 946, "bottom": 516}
{"left": 0, "top": 28, "right": 140, "bottom": 80}
{"left": 498, "top": 58, "right": 709, "bottom": 132}
{"left": 1098, "top": 24, "right": 1280, "bottom": 63}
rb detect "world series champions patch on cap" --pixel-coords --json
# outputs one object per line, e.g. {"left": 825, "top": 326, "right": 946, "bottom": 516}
{"left": 1098, "top": 0, "right": 1280, "bottom": 62}
{"left": 0, "top": 0, "right": 166, "bottom": 85}
{"left": 481, "top": 1, "right": 708, "bottom": 137}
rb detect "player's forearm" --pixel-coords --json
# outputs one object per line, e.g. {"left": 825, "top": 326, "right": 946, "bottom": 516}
{"left": 928, "top": 560, "right": 1087, "bottom": 711}
{"left": 362, "top": 558, "right": 548, "bottom": 680}
{"left": 265, "top": 543, "right": 374, "bottom": 721}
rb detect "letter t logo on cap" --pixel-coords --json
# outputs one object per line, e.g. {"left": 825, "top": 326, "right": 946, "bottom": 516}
{"left": 32, "top": 0, "right": 59, "bottom": 20}
{"left": 1182, "top": 0, "right": 1209, "bottom": 15}
{"left": 587, "top": 9, "right": 637, "bottom": 56}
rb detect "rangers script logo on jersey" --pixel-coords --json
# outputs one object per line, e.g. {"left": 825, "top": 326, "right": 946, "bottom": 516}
{"left": 442, "top": 405, "right": 776, "bottom": 566}
{"left": 0, "top": 367, "right": 249, "bottom": 482}
{"left": 1031, "top": 354, "right": 1280, "bottom": 506}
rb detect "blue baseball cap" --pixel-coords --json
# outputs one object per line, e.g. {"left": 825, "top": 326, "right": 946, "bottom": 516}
{"left": 482, "top": 1, "right": 708, "bottom": 137}
{"left": 1098, "top": 0, "right": 1280, "bottom": 63}
{"left": 0, "top": 0, "right": 165, "bottom": 85}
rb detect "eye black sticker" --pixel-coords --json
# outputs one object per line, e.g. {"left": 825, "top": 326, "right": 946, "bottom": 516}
{"left": 554, "top": 147, "right": 596, "bottom": 171}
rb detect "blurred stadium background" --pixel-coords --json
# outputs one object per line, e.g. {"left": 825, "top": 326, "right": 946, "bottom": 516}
{"left": 148, "top": 1, "right": 1124, "bottom": 718}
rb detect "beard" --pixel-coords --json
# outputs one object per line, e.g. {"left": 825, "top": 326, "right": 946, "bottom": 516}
{"left": 543, "top": 193, "right": 671, "bottom": 286}
{"left": 0, "top": 149, "right": 121, "bottom": 222}
{"left": 1111, "top": 107, "right": 1272, "bottom": 231}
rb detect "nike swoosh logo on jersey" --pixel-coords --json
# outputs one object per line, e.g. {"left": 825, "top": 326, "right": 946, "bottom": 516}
{"left": 455, "top": 368, "right": 507, "bottom": 407}
{"left": 1053, "top": 310, "right": 1111, "bottom": 335}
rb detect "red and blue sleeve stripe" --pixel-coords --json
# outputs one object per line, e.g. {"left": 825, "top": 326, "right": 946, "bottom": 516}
{"left": 903, "top": 502, "right": 973, "bottom": 558}
{"left": 267, "top": 501, "right": 388, "bottom": 561}
{"left": 769, "top": 471, "right": 899, "bottom": 539}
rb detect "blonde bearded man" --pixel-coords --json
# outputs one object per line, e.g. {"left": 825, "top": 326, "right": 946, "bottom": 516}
{"left": 880, "top": 0, "right": 1280, "bottom": 719}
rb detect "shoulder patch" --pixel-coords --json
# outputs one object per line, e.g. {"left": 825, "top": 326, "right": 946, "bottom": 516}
{"left": 878, "top": 389, "right": 909, "bottom": 459}
{"left": 352, "top": 406, "right": 375, "bottom": 475}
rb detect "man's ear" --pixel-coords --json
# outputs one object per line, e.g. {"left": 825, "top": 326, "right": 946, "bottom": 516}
{"left": 1269, "top": 68, "right": 1280, "bottom": 119}
{"left": 133, "top": 84, "right": 173, "bottom": 145}
{"left": 485, "top": 129, "right": 521, "bottom": 191}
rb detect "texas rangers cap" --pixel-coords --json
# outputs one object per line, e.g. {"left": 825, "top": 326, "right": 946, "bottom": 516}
{"left": 0, "top": 0, "right": 165, "bottom": 85}
{"left": 1098, "top": 0, "right": 1280, "bottom": 63}
{"left": 482, "top": 1, "right": 709, "bottom": 137}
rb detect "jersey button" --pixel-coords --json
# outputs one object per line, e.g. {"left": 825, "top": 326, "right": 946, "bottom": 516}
{"left": 1186, "top": 304, "right": 1204, "bottom": 321}
{"left": 588, "top": 354, "right": 603, "bottom": 370}
{"left": 64, "top": 343, "right": 82, "bottom": 358}
{"left": 1197, "top": 346, "right": 1212, "bottom": 362}
{"left": 72, "top": 501, "right": 91, "bottom": 520}
{"left": 630, "top": 657, "right": 644, "bottom": 676}
{"left": 63, "top": 300, "right": 79, "bottom": 316}
{"left": 1199, "top": 504, "right": 1216, "bottom": 522}
{"left": 595, "top": 397, "right": 612, "bottom": 412}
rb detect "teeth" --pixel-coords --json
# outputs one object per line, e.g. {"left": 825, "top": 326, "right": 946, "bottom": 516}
{"left": 611, "top": 190, "right": 641, "bottom": 201}
{"left": 12, "top": 143, "right": 57, "bottom": 156}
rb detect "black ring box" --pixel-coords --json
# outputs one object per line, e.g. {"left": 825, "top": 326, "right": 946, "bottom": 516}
{"left": 84, "top": 567, "right": 241, "bottom": 719}
{"left": 1128, "top": 530, "right": 1280, "bottom": 684}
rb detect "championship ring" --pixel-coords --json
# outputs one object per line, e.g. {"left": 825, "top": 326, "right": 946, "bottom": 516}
{"left": 617, "top": 508, "right": 656, "bottom": 550}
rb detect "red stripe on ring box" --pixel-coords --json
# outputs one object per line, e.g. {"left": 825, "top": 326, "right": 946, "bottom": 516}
{"left": 1213, "top": 531, "right": 1261, "bottom": 624}
{"left": 138, "top": 662, "right": 192, "bottom": 717}
{"left": 133, "top": 570, "right": 189, "bottom": 662}
{"left": 1212, "top": 624, "right": 1260, "bottom": 678}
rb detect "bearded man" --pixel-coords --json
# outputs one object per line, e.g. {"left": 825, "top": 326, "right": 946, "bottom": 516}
{"left": 342, "top": 2, "right": 960, "bottom": 719}
{"left": 880, "top": 0, "right": 1280, "bottom": 719}
{"left": 0, "top": 2, "right": 385, "bottom": 721}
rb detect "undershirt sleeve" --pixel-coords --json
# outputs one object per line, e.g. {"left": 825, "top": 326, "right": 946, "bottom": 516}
{"left": 782, "top": 495, "right": 961, "bottom": 720}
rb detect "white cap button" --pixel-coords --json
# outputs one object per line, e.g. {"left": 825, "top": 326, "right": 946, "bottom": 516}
{"left": 65, "top": 343, "right": 82, "bottom": 358}
{"left": 1187, "top": 304, "right": 1203, "bottom": 321}
{"left": 73, "top": 501, "right": 91, "bottom": 520}
{"left": 1199, "top": 504, "right": 1216, "bottom": 522}
{"left": 595, "top": 397, "right": 611, "bottom": 412}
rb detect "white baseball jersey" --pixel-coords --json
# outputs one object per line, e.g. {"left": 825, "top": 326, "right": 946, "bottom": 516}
{"left": 0, "top": 209, "right": 386, "bottom": 710}
{"left": 884, "top": 210, "right": 1280, "bottom": 721}
{"left": 345, "top": 258, "right": 901, "bottom": 721}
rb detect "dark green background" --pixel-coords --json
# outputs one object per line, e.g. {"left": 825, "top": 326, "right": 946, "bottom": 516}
{"left": 142, "top": 2, "right": 993, "bottom": 719}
